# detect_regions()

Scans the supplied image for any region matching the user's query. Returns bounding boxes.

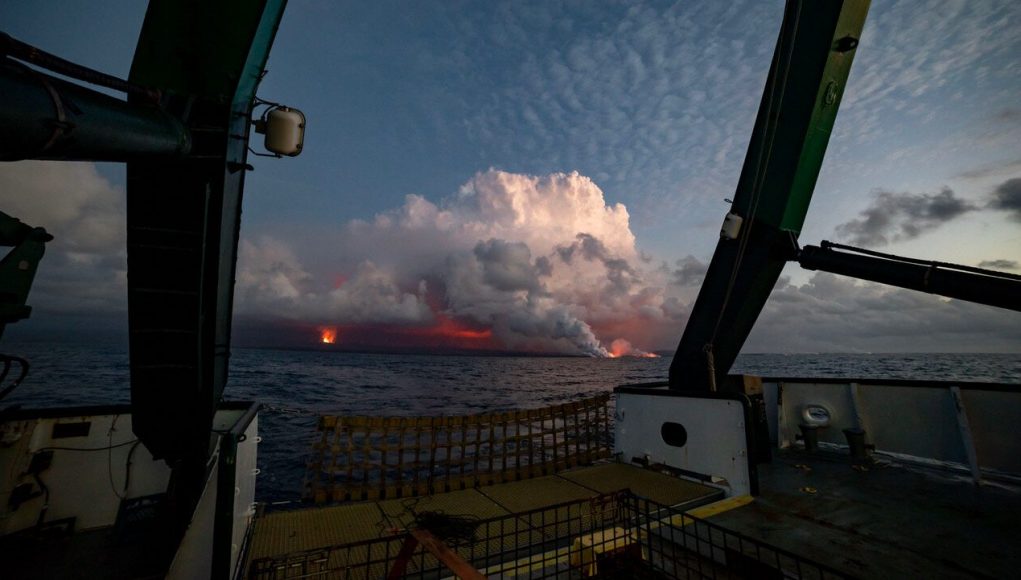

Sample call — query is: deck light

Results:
[251,100,306,157]
[802,404,831,427]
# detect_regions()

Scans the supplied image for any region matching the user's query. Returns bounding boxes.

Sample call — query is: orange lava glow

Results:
[309,313,495,351]
[319,327,337,344]
[607,338,660,358]
[416,313,493,341]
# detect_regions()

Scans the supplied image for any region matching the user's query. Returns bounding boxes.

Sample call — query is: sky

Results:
[1,0,1019,354]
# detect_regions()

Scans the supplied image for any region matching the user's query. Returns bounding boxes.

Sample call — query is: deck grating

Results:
[247,462,721,563]
[248,501,386,561]
[559,462,724,507]
[377,487,510,529]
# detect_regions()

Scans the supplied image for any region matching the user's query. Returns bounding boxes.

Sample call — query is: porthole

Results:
[661,422,687,447]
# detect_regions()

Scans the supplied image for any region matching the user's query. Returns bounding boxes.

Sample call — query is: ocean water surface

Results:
[4,342,1019,502]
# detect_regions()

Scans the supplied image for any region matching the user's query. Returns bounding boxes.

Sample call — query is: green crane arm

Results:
[669,0,870,391]
[0,212,52,339]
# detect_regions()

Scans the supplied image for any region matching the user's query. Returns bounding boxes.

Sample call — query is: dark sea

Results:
[3,342,1019,502]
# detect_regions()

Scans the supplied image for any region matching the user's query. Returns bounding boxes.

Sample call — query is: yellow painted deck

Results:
[247,462,722,565]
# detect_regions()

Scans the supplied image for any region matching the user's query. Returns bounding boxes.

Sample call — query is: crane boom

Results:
[670,0,870,391]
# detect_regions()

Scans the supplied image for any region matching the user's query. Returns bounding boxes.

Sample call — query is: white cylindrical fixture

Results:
[720,212,744,240]
[264,106,305,156]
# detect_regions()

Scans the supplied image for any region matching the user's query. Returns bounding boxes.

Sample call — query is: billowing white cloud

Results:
[5,162,1016,354]
[321,262,433,326]
[238,168,1021,355]
[236,169,689,355]
[236,237,311,306]
[1,161,123,253]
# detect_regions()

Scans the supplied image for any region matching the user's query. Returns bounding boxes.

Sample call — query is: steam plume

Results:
[236,170,694,355]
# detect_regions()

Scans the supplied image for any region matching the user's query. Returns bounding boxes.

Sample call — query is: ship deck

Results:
[712,449,1021,579]
[246,462,724,565]
[244,451,1021,579]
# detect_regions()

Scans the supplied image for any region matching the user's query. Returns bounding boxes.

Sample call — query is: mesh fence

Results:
[304,395,613,504]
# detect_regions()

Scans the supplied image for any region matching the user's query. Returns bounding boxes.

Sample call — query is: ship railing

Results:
[303,394,613,504]
[248,489,849,579]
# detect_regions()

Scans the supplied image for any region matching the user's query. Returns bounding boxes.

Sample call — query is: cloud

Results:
[746,272,1021,353]
[1,161,123,253]
[4,164,1016,354]
[237,238,433,326]
[433,1,785,229]
[236,237,311,306]
[834,187,977,247]
[473,239,542,293]
[230,168,1021,356]
[957,158,1021,180]
[991,109,1021,124]
[837,1,1018,146]
[988,177,1021,221]
[977,259,1019,271]
[672,255,708,287]
[0,161,127,318]
[322,262,433,325]
[236,169,690,355]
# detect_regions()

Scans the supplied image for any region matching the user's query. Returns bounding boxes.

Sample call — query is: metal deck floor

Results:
[708,449,1021,579]
[246,462,723,564]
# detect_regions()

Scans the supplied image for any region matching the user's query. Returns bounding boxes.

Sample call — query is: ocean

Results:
[3,342,1019,502]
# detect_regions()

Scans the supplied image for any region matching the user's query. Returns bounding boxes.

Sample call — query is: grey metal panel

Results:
[763,382,780,444]
[167,453,219,580]
[856,385,967,464]
[231,415,259,579]
[960,390,1021,473]
[769,380,1021,475]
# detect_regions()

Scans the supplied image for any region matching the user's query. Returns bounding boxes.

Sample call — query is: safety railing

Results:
[626,494,849,580]
[249,490,850,579]
[304,394,613,503]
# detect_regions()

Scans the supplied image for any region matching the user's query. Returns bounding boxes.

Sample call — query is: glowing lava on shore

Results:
[319,327,337,344]
[311,314,494,351]
[607,338,660,358]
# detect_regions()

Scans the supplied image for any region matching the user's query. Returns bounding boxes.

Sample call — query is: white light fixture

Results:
[252,100,306,158]
[720,212,743,240]
[801,404,832,427]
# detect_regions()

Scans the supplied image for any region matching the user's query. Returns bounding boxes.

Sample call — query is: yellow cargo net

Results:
[304,394,613,504]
